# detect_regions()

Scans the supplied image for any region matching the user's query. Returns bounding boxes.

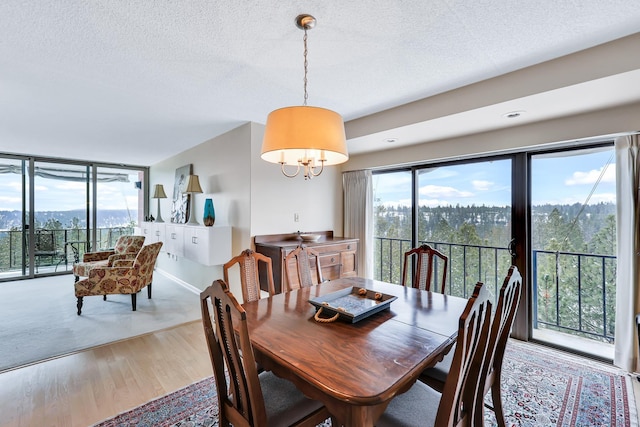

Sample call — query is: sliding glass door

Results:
[29,161,90,275]
[0,156,146,281]
[0,158,28,279]
[372,140,616,358]
[530,145,616,358]
[373,158,513,302]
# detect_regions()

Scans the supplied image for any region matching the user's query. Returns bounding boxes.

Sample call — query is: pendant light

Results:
[261,14,348,180]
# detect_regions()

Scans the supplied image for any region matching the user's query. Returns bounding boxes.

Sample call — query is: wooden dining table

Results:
[242,276,469,427]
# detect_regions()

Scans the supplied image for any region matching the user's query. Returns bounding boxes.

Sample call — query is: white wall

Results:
[148,121,344,293]
[150,123,252,292]
[344,101,640,171]
[249,122,343,237]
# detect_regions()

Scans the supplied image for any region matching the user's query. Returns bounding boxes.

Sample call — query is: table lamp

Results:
[152,184,167,223]
[184,175,203,224]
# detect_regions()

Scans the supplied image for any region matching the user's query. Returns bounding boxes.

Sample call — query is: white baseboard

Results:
[156,269,201,295]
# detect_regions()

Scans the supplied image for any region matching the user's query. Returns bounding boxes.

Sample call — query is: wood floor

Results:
[0,320,213,427]
[2,318,639,427]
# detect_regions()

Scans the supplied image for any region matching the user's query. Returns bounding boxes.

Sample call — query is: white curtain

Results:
[614,134,640,372]
[343,170,373,279]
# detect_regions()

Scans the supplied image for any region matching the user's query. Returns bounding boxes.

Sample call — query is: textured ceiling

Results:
[1,1,640,166]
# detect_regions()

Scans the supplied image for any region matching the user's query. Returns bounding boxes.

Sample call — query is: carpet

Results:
[93,339,638,427]
[0,271,201,372]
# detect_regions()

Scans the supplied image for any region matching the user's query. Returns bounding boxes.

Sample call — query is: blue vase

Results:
[203,198,215,226]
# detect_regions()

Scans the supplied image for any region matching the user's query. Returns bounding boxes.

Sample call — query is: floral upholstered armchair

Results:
[75,241,163,315]
[73,235,145,281]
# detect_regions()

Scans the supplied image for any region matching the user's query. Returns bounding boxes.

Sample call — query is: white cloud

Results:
[472,180,493,191]
[419,184,473,198]
[565,165,615,185]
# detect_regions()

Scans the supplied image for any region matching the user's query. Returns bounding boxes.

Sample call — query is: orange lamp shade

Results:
[261,106,348,166]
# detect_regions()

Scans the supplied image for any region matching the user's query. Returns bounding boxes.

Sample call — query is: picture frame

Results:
[171,164,192,223]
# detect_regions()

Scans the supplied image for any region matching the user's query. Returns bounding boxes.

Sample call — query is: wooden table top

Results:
[243,277,468,426]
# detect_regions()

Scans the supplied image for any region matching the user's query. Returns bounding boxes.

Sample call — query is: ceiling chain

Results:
[303,28,309,106]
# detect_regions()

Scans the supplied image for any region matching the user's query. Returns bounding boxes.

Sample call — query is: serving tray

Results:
[308,286,397,323]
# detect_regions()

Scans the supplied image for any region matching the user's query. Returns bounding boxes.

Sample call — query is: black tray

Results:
[308,287,397,323]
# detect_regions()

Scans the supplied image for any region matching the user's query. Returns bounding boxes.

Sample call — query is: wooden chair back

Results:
[201,279,268,426]
[437,281,492,427]
[401,244,448,293]
[224,249,276,303]
[284,246,323,291]
[479,265,523,426]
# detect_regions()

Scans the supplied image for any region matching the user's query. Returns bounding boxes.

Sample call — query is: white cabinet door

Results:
[139,222,166,245]
[183,225,231,266]
[164,224,184,257]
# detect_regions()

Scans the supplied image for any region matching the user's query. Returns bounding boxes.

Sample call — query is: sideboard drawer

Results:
[254,232,359,293]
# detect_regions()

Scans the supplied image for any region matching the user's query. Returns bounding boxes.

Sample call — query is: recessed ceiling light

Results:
[502,111,526,119]
[384,138,398,143]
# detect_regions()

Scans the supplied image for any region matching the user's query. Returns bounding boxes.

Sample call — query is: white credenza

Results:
[136,222,231,266]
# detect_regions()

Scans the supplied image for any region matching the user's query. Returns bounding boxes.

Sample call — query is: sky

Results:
[0,147,617,214]
[0,163,141,212]
[373,147,616,208]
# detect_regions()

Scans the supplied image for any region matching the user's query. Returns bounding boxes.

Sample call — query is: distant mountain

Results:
[0,210,138,230]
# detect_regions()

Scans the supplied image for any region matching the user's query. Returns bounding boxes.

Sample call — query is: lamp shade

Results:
[261,106,348,166]
[184,175,203,193]
[152,184,167,199]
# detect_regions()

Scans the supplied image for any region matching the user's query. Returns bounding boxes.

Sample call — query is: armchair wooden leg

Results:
[76,297,83,315]
[147,284,152,299]
[103,295,107,301]
[131,293,137,311]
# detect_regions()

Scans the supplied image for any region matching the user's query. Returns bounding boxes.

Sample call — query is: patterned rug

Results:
[94,340,637,427]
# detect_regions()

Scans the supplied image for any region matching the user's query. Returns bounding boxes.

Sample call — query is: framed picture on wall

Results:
[171,164,192,223]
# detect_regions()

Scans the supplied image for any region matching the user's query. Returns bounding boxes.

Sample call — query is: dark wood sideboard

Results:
[254,231,358,294]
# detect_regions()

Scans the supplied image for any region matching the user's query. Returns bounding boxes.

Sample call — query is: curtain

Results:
[343,170,373,279]
[614,134,640,372]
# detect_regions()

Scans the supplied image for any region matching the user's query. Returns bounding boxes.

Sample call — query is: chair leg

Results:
[131,293,137,311]
[103,295,107,301]
[76,297,83,315]
[491,380,506,427]
[147,284,152,299]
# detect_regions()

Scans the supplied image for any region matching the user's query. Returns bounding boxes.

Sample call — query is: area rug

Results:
[0,271,201,372]
[93,339,637,427]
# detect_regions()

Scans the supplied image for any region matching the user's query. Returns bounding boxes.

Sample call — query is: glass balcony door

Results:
[28,161,90,276]
[0,158,28,279]
[373,158,513,303]
[530,145,616,358]
[0,156,146,281]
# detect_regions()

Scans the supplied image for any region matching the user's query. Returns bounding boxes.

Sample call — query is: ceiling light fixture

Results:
[261,14,348,180]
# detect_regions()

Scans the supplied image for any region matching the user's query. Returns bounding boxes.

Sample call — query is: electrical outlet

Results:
[294,213,299,222]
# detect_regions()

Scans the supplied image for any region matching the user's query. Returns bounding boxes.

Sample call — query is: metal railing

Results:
[0,227,135,273]
[374,236,616,343]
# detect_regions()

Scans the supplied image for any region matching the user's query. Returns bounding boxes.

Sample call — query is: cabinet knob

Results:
[347,245,351,250]
[331,257,335,263]
[192,236,198,244]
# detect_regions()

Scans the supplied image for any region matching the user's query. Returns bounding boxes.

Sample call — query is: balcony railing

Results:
[374,236,616,344]
[0,227,135,273]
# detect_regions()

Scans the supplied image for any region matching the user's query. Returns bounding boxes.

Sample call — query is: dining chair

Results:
[200,279,332,427]
[419,265,523,427]
[377,281,493,427]
[224,249,276,303]
[284,245,325,291]
[401,243,448,293]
